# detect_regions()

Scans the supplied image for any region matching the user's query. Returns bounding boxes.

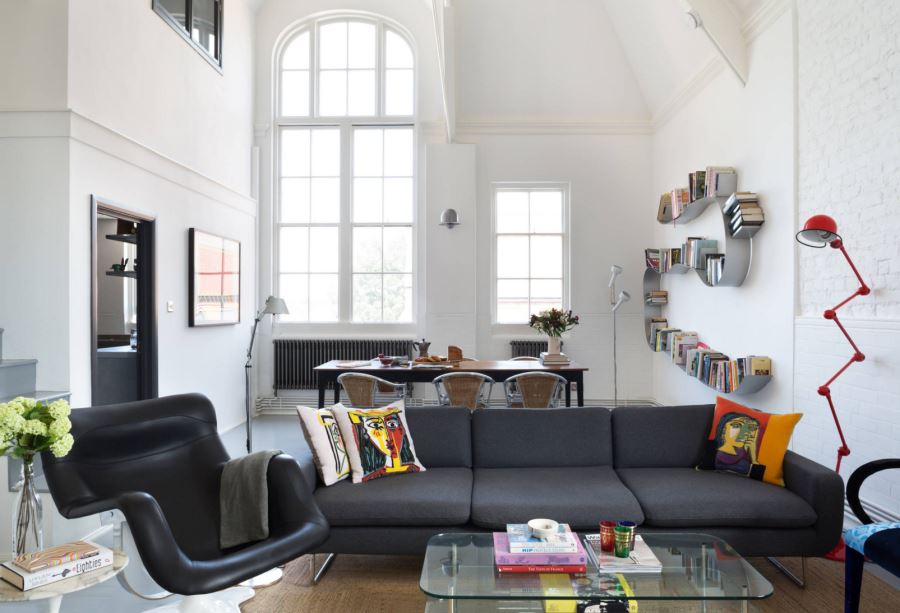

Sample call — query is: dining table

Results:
[313,359,588,408]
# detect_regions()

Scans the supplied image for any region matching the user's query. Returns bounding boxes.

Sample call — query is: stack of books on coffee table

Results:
[493,524,588,573]
[581,534,663,574]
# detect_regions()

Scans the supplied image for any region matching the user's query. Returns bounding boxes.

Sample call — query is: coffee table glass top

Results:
[420,533,772,602]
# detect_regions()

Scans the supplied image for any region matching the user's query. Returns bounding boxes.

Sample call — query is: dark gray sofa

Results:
[298,405,844,558]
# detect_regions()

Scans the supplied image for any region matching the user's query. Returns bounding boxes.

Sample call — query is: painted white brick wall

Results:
[796,0,900,520]
[797,0,900,318]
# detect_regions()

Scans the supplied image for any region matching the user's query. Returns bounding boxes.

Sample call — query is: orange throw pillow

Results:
[698,397,802,487]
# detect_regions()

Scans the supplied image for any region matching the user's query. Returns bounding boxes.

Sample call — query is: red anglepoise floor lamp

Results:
[796,214,871,562]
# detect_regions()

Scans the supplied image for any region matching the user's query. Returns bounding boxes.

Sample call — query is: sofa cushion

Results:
[471,467,644,529]
[612,405,714,468]
[314,467,472,526]
[473,408,612,468]
[405,406,472,468]
[617,467,817,528]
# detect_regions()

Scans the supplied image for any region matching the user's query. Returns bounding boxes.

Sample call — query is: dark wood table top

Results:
[313,359,588,373]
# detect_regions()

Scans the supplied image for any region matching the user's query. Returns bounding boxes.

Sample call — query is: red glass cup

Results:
[599,521,616,552]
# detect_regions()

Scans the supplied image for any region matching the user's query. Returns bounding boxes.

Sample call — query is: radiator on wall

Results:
[509,339,561,358]
[273,338,414,392]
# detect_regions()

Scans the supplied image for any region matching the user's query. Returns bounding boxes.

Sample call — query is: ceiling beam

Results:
[680,0,749,85]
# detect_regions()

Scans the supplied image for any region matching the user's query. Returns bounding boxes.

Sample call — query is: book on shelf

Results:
[648,319,668,345]
[656,192,672,223]
[540,352,570,365]
[654,328,680,353]
[506,523,579,553]
[688,170,706,202]
[671,332,699,365]
[723,192,759,215]
[645,290,667,305]
[670,187,691,219]
[645,248,661,271]
[682,238,717,269]
[1,541,113,591]
[704,166,736,198]
[749,356,772,375]
[705,253,725,286]
[582,534,663,574]
[493,532,589,567]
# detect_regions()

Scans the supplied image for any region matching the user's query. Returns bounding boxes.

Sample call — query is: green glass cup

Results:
[614,526,632,558]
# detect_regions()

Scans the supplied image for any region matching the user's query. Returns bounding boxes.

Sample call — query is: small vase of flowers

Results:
[0,397,74,555]
[529,308,580,355]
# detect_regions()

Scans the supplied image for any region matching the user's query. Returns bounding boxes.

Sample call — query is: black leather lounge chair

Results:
[41,393,329,609]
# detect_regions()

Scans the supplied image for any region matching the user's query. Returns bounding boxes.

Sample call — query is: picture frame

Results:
[189,228,241,326]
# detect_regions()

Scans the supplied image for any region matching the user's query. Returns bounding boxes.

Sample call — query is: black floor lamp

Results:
[245,296,289,454]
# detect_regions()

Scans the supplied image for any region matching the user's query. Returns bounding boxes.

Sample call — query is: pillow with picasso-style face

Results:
[697,396,802,487]
[333,400,426,484]
[296,405,351,486]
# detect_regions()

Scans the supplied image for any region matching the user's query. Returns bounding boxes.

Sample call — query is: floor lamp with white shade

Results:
[241,295,288,589]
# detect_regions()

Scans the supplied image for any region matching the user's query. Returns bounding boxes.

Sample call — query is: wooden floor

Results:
[242,554,899,613]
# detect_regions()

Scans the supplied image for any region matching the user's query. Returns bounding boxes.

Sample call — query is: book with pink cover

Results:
[493,532,589,566]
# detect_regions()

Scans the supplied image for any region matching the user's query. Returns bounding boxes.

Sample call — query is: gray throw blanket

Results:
[219,449,283,549]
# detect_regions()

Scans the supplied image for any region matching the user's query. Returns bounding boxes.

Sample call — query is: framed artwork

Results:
[189,228,241,326]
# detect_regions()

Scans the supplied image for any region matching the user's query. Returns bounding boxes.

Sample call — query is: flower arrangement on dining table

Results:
[528,308,580,337]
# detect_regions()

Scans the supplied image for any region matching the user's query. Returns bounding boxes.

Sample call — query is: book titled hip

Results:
[0,543,113,591]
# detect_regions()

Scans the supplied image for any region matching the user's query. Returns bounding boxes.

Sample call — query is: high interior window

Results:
[276,17,415,323]
[153,0,222,68]
[493,185,569,324]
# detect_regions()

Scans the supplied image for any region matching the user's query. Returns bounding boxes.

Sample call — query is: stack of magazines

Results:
[493,523,588,573]
[0,540,114,590]
[581,534,663,574]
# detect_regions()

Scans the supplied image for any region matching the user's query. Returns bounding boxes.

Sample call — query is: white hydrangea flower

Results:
[48,417,71,439]
[50,433,74,458]
[22,419,48,437]
[47,400,71,420]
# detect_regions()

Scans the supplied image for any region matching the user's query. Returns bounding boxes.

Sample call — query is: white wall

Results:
[470,133,653,403]
[794,0,900,521]
[455,0,649,121]
[649,11,795,412]
[67,0,257,195]
[0,0,68,111]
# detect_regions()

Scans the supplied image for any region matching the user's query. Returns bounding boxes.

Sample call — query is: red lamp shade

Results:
[796,214,841,248]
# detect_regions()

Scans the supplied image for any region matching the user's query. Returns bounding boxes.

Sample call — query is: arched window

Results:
[275,16,415,323]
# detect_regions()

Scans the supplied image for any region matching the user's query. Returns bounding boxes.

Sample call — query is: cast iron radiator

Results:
[273,338,414,391]
[509,339,561,358]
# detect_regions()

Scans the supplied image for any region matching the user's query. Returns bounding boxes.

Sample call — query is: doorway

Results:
[91,197,158,405]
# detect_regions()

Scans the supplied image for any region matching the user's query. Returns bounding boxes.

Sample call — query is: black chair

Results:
[844,458,900,613]
[41,393,329,606]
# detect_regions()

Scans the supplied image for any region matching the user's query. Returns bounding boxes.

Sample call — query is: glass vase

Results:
[12,456,43,556]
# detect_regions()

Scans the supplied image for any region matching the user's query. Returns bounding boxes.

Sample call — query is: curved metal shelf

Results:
[644,172,770,396]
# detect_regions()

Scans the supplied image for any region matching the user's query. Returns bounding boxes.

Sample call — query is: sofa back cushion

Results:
[405,406,472,468]
[612,404,714,468]
[473,407,612,468]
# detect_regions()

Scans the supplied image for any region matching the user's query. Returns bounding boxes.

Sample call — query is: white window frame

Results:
[273,14,417,330]
[491,182,572,328]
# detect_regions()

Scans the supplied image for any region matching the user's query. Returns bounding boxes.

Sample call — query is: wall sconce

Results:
[439,208,460,229]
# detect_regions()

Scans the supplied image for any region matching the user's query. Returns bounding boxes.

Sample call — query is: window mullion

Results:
[340,122,353,322]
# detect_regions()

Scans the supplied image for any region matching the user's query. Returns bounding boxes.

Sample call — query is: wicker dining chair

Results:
[503,372,568,408]
[433,372,494,410]
[337,373,407,407]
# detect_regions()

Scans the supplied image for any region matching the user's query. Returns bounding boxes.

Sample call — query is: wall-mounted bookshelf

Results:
[106,270,137,279]
[644,168,772,396]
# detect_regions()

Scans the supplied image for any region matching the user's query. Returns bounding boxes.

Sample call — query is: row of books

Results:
[645,290,667,305]
[645,239,720,272]
[724,192,765,238]
[656,167,737,222]
[1,541,113,591]
[648,321,772,393]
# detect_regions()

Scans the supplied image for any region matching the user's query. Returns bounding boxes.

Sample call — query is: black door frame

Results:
[90,196,159,402]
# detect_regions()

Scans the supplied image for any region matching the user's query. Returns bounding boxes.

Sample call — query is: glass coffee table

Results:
[420,533,772,612]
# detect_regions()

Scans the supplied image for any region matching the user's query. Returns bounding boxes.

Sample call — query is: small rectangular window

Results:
[493,184,569,324]
[153,0,222,69]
